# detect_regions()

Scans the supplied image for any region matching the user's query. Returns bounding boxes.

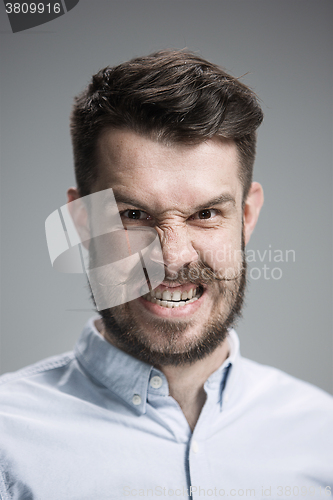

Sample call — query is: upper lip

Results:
[161,281,185,288]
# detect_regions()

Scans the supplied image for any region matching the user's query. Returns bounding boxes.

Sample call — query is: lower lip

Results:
[137,290,206,318]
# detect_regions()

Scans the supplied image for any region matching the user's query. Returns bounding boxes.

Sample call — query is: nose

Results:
[157,225,199,278]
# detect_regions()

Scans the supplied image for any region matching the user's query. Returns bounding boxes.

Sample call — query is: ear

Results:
[67,187,90,248]
[67,187,80,205]
[243,182,264,245]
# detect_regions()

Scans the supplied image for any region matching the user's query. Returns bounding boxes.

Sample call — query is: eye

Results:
[121,209,152,220]
[190,209,219,220]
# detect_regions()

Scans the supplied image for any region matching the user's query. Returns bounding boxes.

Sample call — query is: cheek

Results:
[193,230,243,272]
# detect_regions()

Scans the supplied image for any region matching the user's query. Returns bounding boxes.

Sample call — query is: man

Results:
[0,50,332,500]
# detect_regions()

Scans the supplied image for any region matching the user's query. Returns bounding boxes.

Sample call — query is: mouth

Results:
[142,284,204,309]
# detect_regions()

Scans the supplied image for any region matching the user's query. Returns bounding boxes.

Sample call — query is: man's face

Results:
[76,129,262,365]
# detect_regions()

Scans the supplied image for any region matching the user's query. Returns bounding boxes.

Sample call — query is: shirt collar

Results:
[75,317,152,415]
[203,328,240,410]
[74,317,242,415]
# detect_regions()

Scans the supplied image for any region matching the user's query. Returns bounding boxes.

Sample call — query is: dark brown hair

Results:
[71,49,263,200]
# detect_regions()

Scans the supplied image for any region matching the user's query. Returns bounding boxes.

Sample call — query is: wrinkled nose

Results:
[157,226,199,278]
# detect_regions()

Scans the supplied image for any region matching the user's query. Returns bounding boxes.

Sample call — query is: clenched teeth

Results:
[143,286,200,308]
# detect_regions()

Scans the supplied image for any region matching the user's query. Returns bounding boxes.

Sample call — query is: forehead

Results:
[95,129,243,210]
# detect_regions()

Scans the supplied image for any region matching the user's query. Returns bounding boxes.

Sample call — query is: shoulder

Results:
[239,355,333,415]
[0,352,75,397]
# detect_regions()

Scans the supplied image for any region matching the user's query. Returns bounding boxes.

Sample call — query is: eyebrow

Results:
[192,194,236,212]
[114,193,236,213]
[114,195,153,212]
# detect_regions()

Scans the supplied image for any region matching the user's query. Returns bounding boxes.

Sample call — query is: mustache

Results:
[163,259,246,286]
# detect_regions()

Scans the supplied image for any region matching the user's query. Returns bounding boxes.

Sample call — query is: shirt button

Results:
[150,376,163,389]
[132,394,142,405]
[191,440,199,453]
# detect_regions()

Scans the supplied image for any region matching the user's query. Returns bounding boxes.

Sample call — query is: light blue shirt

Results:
[0,317,332,500]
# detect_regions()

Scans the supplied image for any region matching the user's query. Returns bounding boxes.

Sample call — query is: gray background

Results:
[0,0,332,394]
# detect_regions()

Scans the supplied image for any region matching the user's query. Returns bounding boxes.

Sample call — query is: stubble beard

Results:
[96,253,247,367]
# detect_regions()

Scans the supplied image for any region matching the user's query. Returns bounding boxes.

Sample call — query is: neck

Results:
[157,341,229,431]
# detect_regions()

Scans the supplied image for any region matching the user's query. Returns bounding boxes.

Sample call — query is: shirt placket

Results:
[187,369,228,500]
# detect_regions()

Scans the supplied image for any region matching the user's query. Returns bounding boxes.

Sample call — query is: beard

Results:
[91,245,247,367]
